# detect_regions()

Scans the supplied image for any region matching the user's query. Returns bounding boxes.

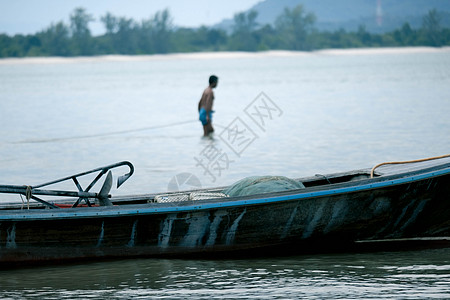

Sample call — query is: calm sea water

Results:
[0,248,450,299]
[0,48,450,298]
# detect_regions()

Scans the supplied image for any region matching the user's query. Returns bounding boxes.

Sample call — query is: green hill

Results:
[218,0,450,33]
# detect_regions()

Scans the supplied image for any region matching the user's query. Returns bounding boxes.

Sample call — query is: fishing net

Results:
[153,176,304,203]
[223,176,305,197]
[153,192,227,203]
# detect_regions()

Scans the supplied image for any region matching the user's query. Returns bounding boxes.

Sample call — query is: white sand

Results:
[0,47,449,65]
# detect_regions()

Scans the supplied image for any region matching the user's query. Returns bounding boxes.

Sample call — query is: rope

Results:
[20,185,32,210]
[370,154,450,178]
[14,120,233,145]
[14,119,199,144]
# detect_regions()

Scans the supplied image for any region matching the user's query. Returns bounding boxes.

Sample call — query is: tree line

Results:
[1,5,449,57]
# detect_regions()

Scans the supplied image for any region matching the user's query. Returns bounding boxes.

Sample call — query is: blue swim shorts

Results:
[199,108,213,126]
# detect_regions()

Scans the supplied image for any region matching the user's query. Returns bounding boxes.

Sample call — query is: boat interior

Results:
[0,156,449,210]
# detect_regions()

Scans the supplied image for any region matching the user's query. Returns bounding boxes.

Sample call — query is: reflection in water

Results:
[1,248,450,299]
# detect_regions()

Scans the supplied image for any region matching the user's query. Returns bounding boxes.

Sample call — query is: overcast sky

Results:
[0,0,262,36]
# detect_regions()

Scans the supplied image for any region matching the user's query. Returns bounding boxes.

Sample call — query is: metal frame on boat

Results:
[0,156,449,266]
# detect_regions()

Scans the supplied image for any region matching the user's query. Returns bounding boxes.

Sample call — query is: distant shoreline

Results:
[1,47,449,65]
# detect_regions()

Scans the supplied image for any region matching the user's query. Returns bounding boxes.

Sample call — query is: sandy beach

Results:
[1,47,449,65]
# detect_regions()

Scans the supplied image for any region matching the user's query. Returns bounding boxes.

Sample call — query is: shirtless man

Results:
[198,75,218,137]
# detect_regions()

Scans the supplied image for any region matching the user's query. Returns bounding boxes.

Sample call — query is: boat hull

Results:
[1,168,450,266]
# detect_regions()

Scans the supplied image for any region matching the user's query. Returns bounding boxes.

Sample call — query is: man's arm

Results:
[204,89,213,112]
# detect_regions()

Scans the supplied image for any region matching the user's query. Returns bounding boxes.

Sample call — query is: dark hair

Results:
[209,75,218,84]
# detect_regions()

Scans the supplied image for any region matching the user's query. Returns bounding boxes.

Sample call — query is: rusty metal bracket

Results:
[0,161,134,209]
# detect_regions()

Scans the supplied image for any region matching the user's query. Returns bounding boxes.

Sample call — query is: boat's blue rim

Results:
[1,166,449,221]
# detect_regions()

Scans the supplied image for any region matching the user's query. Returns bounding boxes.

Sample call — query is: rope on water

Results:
[370,154,450,178]
[15,119,199,144]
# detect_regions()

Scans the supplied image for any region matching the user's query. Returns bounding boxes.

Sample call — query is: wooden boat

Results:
[0,156,450,266]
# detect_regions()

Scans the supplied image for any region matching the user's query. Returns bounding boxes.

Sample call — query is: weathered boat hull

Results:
[1,159,450,266]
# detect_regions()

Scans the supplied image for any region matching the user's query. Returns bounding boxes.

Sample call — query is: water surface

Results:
[0,48,449,298]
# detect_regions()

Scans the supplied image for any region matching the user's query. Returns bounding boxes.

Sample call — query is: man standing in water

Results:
[198,75,218,137]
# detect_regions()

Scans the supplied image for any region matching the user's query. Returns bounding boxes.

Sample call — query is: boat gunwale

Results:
[1,160,450,221]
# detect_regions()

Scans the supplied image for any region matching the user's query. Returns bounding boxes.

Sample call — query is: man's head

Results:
[209,75,218,87]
